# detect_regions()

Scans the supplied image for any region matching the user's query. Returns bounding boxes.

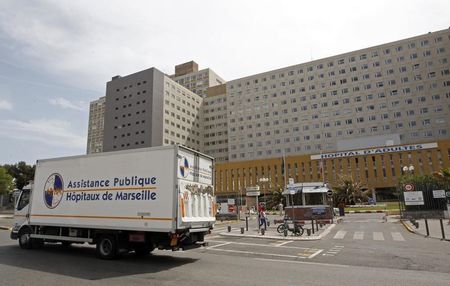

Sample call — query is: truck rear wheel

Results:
[18,228,33,249]
[96,235,118,259]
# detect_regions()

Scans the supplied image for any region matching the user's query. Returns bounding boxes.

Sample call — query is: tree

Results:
[266,187,286,210]
[2,162,35,190]
[433,167,450,186]
[332,175,369,205]
[0,167,14,195]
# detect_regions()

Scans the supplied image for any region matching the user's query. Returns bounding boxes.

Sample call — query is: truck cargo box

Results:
[28,145,215,232]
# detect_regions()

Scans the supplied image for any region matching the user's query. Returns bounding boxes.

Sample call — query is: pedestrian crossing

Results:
[332,230,405,241]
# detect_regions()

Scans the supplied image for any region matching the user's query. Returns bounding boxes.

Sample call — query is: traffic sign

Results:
[403,183,415,192]
[246,191,260,197]
[246,186,260,192]
[327,190,333,197]
[432,190,445,199]
[446,191,450,198]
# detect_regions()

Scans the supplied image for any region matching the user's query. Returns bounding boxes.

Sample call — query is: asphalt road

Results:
[0,214,449,286]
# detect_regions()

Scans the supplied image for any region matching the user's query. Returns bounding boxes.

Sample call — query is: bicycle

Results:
[276,220,304,236]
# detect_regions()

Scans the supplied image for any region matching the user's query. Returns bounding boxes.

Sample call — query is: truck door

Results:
[14,188,31,226]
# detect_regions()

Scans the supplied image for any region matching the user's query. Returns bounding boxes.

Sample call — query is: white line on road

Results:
[391,232,405,241]
[207,242,232,249]
[308,249,324,259]
[275,240,294,247]
[353,231,364,240]
[373,232,385,241]
[254,258,350,268]
[207,248,305,259]
[333,230,347,239]
[204,240,319,251]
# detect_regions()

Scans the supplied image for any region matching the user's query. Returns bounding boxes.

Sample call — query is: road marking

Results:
[204,240,319,251]
[322,245,344,256]
[275,240,293,247]
[206,235,220,240]
[207,248,305,259]
[204,240,323,259]
[308,249,323,259]
[254,258,350,268]
[373,232,384,241]
[353,231,364,240]
[207,242,232,249]
[391,232,405,241]
[333,230,346,239]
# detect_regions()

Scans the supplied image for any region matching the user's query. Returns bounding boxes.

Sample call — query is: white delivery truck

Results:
[11,145,215,259]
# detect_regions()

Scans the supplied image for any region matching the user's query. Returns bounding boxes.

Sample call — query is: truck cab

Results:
[10,183,32,240]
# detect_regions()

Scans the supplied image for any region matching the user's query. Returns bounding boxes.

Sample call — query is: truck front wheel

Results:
[96,235,118,259]
[18,228,33,249]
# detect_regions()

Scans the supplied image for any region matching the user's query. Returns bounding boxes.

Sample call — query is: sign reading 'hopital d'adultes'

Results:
[310,143,438,160]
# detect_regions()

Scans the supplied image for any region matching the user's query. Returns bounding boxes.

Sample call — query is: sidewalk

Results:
[218,216,338,241]
[402,218,450,241]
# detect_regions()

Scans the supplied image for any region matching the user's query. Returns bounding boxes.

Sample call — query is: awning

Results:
[282,186,330,195]
[303,186,329,193]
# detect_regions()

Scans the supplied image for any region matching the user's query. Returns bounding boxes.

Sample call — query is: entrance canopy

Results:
[282,182,330,195]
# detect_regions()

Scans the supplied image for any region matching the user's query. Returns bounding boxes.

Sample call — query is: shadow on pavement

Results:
[0,243,197,280]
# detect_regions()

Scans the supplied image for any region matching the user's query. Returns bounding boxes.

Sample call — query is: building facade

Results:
[86,96,106,154]
[170,61,225,98]
[224,29,450,162]
[203,84,229,162]
[87,28,450,199]
[102,68,203,152]
[214,140,450,200]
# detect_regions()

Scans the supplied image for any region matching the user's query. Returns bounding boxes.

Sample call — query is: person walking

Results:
[259,209,267,230]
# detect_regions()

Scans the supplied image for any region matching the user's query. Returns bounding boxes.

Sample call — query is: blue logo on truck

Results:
[179,157,189,178]
[44,173,64,209]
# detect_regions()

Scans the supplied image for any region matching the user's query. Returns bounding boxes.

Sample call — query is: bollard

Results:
[414,221,419,229]
[261,228,265,235]
[311,220,315,234]
[245,216,249,231]
[240,227,244,234]
[284,228,288,237]
[425,219,429,236]
[227,225,231,232]
[440,218,446,240]
[306,228,311,236]
[316,221,319,232]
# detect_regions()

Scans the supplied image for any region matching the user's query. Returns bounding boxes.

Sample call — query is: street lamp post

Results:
[402,165,415,175]
[399,165,415,217]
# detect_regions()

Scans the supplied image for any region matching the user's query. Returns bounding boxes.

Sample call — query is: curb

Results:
[0,226,11,230]
[346,210,386,214]
[400,220,450,242]
[214,220,241,226]
[400,220,416,233]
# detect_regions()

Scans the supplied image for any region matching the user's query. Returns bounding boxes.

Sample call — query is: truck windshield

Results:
[17,189,30,211]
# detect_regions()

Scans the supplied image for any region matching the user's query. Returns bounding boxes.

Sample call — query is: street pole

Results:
[256,195,259,232]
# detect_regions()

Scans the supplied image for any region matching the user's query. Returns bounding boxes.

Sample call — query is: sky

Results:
[0,0,449,164]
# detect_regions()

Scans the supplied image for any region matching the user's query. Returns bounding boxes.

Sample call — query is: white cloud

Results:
[48,97,87,111]
[0,99,13,110]
[0,118,85,149]
[1,0,449,90]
